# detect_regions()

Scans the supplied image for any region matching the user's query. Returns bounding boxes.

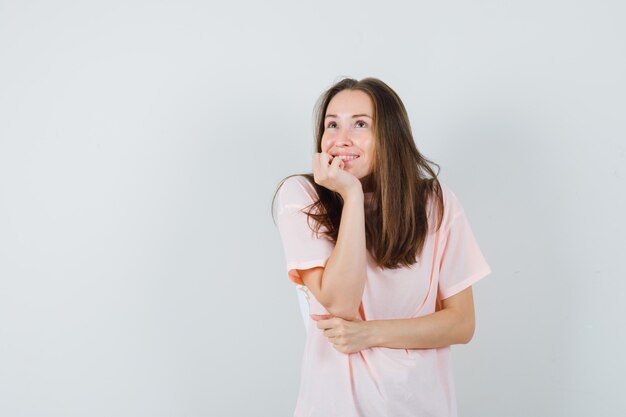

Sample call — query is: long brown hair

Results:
[272,77,444,270]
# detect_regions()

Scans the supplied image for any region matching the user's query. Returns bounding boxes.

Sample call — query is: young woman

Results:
[272,77,492,417]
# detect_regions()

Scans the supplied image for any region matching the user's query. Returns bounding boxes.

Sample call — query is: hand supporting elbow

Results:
[325,299,361,321]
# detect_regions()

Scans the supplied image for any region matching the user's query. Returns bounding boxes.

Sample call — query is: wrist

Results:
[364,320,382,348]
[341,186,364,202]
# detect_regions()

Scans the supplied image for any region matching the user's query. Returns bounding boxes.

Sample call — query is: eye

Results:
[326,121,337,128]
[355,120,367,128]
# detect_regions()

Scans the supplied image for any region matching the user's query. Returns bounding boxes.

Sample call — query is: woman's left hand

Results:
[311,314,373,354]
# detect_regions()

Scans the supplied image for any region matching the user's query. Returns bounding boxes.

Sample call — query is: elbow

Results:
[318,282,363,321]
[448,308,475,344]
[330,309,361,321]
[461,330,474,344]
[325,301,361,321]
[460,320,475,344]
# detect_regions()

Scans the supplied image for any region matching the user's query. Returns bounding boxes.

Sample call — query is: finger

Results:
[316,319,335,330]
[324,329,338,338]
[319,151,331,166]
[330,154,343,170]
[310,314,332,321]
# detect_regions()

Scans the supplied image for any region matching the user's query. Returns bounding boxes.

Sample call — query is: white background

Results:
[1,1,624,416]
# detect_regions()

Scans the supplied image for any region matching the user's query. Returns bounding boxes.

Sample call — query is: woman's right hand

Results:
[312,152,363,197]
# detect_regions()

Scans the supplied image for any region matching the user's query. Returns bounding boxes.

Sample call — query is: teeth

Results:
[336,155,359,160]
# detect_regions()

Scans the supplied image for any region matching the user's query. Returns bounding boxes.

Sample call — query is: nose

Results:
[335,128,353,146]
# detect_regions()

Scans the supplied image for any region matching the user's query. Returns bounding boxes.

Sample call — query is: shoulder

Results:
[278,175,319,208]
[437,181,465,227]
[439,182,460,210]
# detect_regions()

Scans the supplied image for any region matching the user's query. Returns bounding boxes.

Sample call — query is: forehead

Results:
[325,90,373,117]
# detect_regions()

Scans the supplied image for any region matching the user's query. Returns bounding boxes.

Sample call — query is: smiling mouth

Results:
[334,155,360,161]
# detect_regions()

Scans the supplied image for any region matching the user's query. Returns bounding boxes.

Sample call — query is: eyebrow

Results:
[324,114,372,119]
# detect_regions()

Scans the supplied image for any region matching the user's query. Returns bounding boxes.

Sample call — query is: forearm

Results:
[322,190,367,320]
[366,308,473,349]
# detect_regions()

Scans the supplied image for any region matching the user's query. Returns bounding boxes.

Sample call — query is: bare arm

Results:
[299,188,367,321]
[323,189,367,320]
[364,286,476,348]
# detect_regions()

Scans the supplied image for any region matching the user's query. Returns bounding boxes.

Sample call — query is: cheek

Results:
[321,137,329,152]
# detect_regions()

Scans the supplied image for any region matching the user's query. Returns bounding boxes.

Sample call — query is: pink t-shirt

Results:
[275,175,492,417]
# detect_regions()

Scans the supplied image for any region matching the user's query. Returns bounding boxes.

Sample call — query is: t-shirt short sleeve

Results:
[276,176,335,286]
[437,187,492,300]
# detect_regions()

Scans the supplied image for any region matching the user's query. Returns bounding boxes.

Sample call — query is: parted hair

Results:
[272,77,444,269]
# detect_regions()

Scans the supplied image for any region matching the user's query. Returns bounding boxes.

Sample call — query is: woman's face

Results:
[321,89,375,181]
